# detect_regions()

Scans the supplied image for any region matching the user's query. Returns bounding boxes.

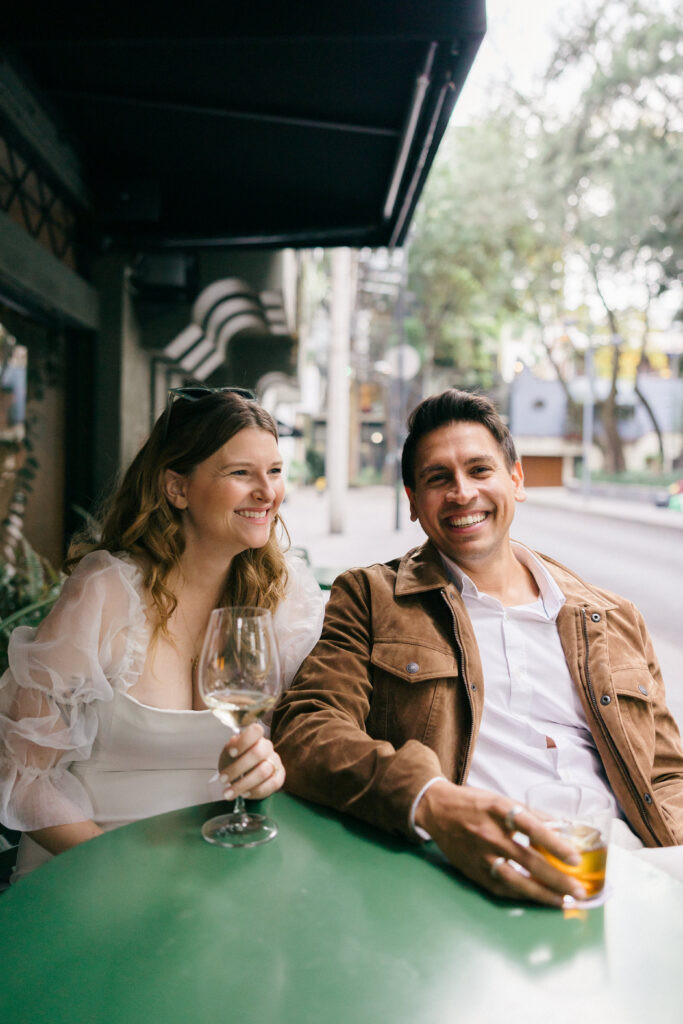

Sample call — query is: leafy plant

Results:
[0,536,63,675]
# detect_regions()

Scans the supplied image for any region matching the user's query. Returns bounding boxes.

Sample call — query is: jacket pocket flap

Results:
[612,667,653,701]
[370,641,457,682]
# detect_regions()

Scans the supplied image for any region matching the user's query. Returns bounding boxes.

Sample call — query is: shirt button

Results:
[591,613,601,622]
[644,793,653,805]
[406,662,419,674]
[600,695,611,706]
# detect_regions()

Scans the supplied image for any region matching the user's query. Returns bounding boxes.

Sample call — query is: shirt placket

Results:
[504,610,531,718]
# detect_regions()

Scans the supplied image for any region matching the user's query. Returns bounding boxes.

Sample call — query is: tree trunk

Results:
[634,309,665,470]
[591,265,626,473]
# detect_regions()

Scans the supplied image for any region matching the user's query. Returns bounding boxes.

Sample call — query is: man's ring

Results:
[504,804,525,832]
[490,856,507,879]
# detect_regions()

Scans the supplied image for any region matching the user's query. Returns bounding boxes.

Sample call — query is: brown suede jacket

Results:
[272,540,683,847]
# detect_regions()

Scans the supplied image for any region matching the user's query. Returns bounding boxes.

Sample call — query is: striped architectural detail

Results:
[164,278,290,381]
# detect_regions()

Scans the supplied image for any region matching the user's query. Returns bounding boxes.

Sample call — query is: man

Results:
[272,389,683,906]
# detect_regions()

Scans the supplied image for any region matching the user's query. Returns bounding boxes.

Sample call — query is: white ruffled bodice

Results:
[0,548,324,873]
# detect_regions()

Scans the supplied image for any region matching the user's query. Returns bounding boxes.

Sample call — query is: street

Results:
[284,485,683,728]
[513,502,682,724]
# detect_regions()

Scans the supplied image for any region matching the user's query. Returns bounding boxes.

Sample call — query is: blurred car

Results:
[655,479,683,510]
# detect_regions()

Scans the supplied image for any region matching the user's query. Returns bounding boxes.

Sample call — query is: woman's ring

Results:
[490,855,507,879]
[504,804,525,832]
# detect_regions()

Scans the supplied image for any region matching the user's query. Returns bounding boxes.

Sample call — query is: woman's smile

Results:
[167,426,285,558]
[235,507,273,522]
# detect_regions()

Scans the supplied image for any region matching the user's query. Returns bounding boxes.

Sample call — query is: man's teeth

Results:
[449,512,487,527]
[237,510,269,519]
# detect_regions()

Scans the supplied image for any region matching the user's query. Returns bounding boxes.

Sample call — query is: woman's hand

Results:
[217,722,285,801]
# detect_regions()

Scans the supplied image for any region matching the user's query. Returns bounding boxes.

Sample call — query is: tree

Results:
[539,0,682,469]
[408,0,682,472]
[408,108,545,389]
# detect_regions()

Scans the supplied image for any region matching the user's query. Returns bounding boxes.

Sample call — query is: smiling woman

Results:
[0,388,325,881]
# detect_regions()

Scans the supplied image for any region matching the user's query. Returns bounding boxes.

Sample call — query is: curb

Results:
[525,489,683,532]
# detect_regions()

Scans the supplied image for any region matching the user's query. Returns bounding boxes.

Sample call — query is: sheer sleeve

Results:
[274,554,325,689]
[0,551,148,832]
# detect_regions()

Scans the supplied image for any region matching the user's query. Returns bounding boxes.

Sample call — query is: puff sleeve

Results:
[274,553,325,688]
[0,551,148,832]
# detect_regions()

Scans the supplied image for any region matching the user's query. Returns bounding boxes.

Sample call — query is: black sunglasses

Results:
[161,385,256,441]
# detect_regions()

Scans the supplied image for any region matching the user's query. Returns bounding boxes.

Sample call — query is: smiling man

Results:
[272,389,683,905]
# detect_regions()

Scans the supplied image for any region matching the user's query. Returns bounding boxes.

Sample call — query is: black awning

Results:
[4,1,485,251]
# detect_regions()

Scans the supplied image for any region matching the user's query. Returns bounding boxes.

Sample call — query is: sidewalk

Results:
[282,484,683,569]
[524,487,683,532]
[283,486,424,569]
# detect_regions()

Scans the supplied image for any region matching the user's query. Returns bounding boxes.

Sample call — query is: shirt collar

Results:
[438,542,566,619]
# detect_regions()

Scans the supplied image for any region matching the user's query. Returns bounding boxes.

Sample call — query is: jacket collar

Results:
[394,537,619,611]
[395,540,451,596]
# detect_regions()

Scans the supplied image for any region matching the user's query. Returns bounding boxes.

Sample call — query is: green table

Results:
[1,793,682,1024]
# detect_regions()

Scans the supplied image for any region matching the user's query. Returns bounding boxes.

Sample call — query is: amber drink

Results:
[526,782,613,902]
[532,820,607,897]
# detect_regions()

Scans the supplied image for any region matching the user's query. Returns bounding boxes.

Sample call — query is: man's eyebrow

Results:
[418,462,449,479]
[418,454,498,479]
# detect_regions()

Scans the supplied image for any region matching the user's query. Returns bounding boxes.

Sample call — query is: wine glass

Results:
[197,606,282,848]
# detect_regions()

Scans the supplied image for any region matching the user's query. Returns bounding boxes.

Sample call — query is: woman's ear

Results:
[164,469,189,510]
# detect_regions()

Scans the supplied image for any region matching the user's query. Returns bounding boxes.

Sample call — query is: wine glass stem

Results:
[232,794,250,828]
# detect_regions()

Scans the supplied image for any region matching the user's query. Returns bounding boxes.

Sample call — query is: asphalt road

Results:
[513,502,683,726]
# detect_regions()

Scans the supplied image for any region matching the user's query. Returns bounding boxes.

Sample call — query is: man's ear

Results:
[511,460,526,503]
[405,486,418,522]
[164,469,189,510]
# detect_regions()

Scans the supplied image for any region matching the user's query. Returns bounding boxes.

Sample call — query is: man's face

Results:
[405,421,526,572]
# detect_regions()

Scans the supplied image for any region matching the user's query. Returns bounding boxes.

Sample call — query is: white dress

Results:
[0,550,325,880]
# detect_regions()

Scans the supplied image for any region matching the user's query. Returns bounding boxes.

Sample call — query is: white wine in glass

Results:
[198,606,282,848]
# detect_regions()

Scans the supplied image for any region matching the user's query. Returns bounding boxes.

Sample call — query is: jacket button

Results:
[600,695,611,706]
[406,662,419,674]
[644,793,653,805]
[471,683,477,691]
[638,684,648,696]
[591,613,601,622]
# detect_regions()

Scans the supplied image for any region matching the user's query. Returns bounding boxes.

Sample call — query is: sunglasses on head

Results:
[161,385,256,441]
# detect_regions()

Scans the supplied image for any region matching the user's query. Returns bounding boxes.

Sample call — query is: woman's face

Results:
[165,427,285,557]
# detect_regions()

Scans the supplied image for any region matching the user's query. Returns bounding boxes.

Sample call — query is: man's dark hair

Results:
[401,389,518,489]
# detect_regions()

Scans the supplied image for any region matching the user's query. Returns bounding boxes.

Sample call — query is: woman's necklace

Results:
[176,602,206,681]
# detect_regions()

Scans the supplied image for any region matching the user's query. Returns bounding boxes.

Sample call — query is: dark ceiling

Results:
[5,1,486,251]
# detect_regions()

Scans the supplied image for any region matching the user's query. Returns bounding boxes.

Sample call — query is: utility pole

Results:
[582,341,595,498]
[327,248,351,534]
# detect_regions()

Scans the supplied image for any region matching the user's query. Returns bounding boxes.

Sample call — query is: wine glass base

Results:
[201,812,278,848]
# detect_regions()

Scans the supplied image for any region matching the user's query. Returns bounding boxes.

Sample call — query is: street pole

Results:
[582,341,594,497]
[394,252,407,531]
[327,248,351,534]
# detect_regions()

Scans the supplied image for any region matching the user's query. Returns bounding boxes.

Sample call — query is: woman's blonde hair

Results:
[67,391,288,631]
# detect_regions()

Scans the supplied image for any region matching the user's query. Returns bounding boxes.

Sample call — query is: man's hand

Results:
[218,723,285,801]
[416,780,587,907]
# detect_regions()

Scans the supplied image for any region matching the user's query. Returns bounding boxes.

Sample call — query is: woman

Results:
[0,387,324,880]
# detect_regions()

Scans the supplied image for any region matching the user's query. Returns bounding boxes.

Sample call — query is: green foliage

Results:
[0,536,63,674]
[408,102,564,380]
[541,0,682,296]
[305,448,325,481]
[408,0,680,470]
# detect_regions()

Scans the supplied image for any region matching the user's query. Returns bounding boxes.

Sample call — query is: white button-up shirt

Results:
[443,542,621,812]
[410,543,622,832]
